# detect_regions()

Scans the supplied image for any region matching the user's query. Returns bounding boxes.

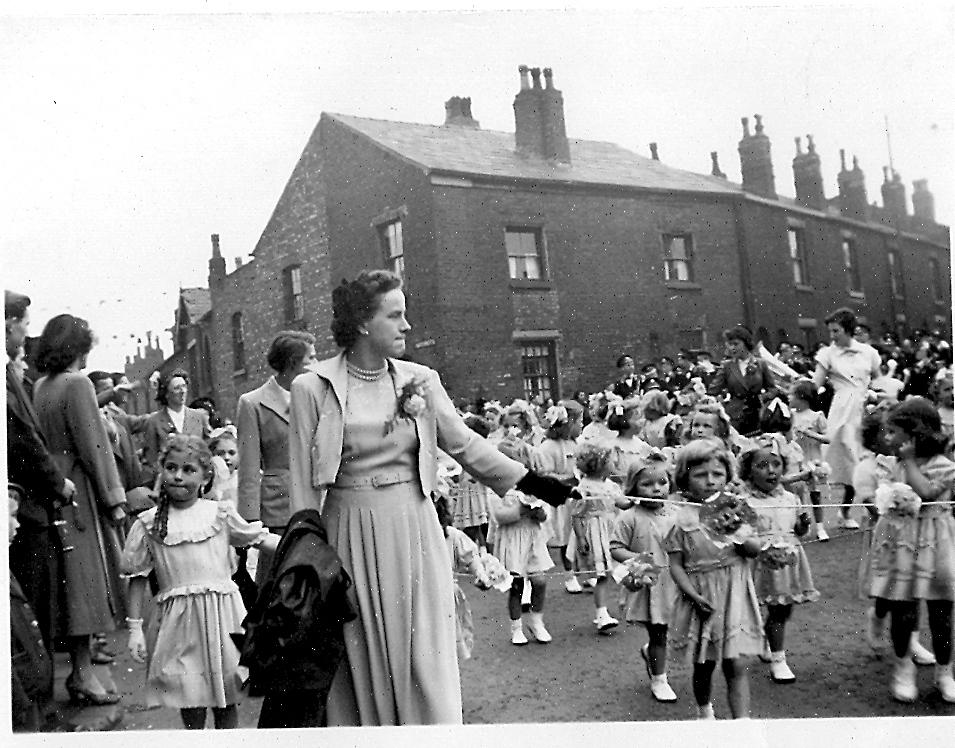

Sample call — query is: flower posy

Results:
[874,481,922,518]
[385,376,429,435]
[699,492,758,538]
[611,551,663,590]
[758,539,798,570]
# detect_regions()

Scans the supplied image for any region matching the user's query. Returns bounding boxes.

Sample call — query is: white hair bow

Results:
[209,425,237,441]
[766,397,791,418]
[543,404,568,428]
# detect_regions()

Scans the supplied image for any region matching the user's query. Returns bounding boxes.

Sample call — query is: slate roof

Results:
[327,113,741,196]
[179,287,211,323]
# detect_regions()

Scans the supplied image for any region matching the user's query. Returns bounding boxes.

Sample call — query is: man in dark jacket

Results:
[6,290,76,647]
[238,509,357,728]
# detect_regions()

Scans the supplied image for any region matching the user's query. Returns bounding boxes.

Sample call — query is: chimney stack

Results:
[880,167,907,219]
[649,142,659,161]
[208,233,225,287]
[513,64,570,163]
[837,152,869,221]
[710,151,726,178]
[738,114,777,198]
[912,179,936,223]
[444,96,480,128]
[792,133,826,210]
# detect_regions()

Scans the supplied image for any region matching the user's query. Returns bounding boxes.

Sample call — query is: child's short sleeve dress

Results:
[611,504,677,624]
[570,477,620,575]
[869,455,955,602]
[489,490,554,576]
[664,500,764,663]
[742,484,819,605]
[122,499,268,708]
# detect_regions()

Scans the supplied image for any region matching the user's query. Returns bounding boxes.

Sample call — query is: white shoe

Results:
[911,636,937,666]
[510,620,528,646]
[839,516,860,530]
[891,655,918,702]
[594,610,619,633]
[525,612,552,643]
[865,607,886,652]
[769,652,796,683]
[649,674,677,702]
[697,703,716,720]
[935,663,955,702]
[564,576,583,594]
[584,577,598,589]
[816,525,830,542]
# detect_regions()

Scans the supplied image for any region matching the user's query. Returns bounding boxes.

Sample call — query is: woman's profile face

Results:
[361,288,410,358]
[166,376,188,409]
[725,338,748,359]
[827,322,852,347]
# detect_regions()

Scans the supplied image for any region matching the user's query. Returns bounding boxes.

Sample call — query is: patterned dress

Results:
[868,455,955,601]
[665,501,764,663]
[740,484,819,605]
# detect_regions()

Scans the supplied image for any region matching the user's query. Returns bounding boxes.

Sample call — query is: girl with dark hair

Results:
[869,398,955,703]
[122,435,280,728]
[707,326,775,435]
[813,307,882,529]
[31,314,127,706]
[288,269,569,725]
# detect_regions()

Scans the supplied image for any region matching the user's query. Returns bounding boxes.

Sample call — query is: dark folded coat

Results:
[238,509,357,696]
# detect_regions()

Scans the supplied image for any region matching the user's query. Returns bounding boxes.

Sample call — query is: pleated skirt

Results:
[322,481,462,726]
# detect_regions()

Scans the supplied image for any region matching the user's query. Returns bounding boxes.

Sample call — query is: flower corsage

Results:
[384,376,430,435]
[610,552,663,591]
[874,481,922,518]
[757,538,798,570]
[698,492,758,544]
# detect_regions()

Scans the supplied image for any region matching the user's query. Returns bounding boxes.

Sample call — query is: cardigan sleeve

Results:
[429,368,527,497]
[288,373,325,514]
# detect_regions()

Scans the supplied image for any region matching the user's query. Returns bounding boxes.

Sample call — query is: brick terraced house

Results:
[173,65,949,416]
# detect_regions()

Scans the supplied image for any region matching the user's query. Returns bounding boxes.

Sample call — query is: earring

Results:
[360,329,369,336]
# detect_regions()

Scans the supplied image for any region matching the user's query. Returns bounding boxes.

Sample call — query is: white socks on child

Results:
[510,618,528,646]
[769,651,796,683]
[697,703,715,720]
[891,655,918,702]
[649,673,677,703]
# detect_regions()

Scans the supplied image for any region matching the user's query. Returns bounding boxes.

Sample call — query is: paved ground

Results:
[45,501,955,732]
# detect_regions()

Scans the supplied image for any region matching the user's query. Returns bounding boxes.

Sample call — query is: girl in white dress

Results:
[123,435,280,729]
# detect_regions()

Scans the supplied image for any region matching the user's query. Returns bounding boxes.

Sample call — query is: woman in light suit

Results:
[237,330,315,579]
[141,369,211,486]
[288,270,569,726]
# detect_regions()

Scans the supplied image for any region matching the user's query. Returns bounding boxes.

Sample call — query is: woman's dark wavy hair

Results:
[266,330,316,373]
[824,307,856,334]
[33,314,94,374]
[155,368,190,407]
[722,325,755,351]
[330,270,402,350]
[886,396,949,458]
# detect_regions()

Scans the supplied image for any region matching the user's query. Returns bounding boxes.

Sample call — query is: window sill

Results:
[665,280,701,291]
[509,279,552,291]
[795,284,815,293]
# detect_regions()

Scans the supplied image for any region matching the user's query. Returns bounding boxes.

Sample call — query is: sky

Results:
[3,3,953,372]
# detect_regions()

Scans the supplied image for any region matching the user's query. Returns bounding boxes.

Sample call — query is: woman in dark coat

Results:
[707,326,776,435]
[140,368,211,485]
[31,315,127,706]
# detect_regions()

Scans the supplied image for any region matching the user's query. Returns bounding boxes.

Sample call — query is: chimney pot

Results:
[741,116,750,137]
[649,142,659,161]
[883,165,890,182]
[234,256,243,269]
[211,233,221,258]
[543,67,554,89]
[530,67,542,88]
[839,149,847,171]
[794,136,803,155]
[912,179,935,222]
[518,64,530,90]
[754,114,764,134]
[852,155,860,171]
[806,134,816,153]
[710,151,726,178]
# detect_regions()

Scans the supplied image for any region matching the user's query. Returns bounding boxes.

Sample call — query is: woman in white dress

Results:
[287,270,570,726]
[812,308,881,529]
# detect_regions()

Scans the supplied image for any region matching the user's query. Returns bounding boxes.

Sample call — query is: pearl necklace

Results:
[346,359,388,382]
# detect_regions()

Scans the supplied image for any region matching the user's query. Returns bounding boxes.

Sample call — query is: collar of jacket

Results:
[311,352,423,412]
[258,376,292,422]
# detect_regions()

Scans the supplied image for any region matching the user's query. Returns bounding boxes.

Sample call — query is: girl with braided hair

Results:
[121,434,280,729]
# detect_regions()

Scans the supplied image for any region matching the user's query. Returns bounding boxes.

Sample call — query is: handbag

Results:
[232,546,259,610]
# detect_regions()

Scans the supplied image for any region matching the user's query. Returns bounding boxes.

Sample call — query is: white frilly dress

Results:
[121,500,268,708]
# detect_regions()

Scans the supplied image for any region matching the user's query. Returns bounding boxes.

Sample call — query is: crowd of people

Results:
[6,277,955,730]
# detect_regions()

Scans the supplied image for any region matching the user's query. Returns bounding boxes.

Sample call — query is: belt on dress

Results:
[333,467,418,489]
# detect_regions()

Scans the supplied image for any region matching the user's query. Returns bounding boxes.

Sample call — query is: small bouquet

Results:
[758,538,798,570]
[699,492,758,540]
[810,460,830,481]
[610,552,663,591]
[385,376,430,435]
[475,553,513,593]
[874,481,922,518]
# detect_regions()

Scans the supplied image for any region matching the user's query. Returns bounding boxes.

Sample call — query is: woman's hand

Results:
[794,512,811,537]
[109,505,127,525]
[515,470,573,507]
[127,618,147,663]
